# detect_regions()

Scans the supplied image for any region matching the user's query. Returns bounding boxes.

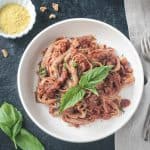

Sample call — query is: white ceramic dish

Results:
[17,18,144,143]
[0,0,36,39]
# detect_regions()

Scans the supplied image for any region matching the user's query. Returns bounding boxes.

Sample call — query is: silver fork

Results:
[141,33,150,141]
[141,34,150,62]
[143,105,150,141]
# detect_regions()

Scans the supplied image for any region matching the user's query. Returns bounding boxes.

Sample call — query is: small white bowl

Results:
[18,18,144,142]
[0,0,36,39]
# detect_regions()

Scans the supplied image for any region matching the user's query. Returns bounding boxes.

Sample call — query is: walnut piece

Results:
[52,3,59,12]
[49,13,56,19]
[40,6,47,12]
[1,49,8,58]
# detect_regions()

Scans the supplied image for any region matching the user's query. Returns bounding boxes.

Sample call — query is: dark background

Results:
[0,0,128,149]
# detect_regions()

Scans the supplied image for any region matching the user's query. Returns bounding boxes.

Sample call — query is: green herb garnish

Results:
[79,65,113,90]
[0,102,44,150]
[63,62,67,69]
[59,86,85,112]
[38,66,47,77]
[72,61,78,68]
[119,106,125,113]
[59,65,112,112]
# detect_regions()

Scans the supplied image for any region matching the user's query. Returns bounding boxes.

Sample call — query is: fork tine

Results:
[141,35,150,61]
[147,125,150,141]
[145,34,150,53]
[141,40,147,59]
[143,36,148,54]
[141,36,146,53]
[144,130,149,141]
[148,127,150,141]
[147,36,150,52]
[141,38,145,54]
[143,104,150,141]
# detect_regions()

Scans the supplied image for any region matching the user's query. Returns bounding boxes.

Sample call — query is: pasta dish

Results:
[35,35,134,127]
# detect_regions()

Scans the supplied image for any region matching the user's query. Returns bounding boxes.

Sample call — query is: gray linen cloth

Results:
[115,0,150,149]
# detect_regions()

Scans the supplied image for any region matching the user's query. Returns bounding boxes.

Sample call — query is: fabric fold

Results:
[115,0,150,149]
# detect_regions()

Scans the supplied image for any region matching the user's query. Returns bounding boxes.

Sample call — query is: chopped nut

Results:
[40,6,47,12]
[52,3,59,12]
[1,49,8,58]
[49,13,56,19]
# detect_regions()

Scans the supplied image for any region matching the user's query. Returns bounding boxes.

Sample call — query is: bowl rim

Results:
[17,18,144,143]
[0,0,36,39]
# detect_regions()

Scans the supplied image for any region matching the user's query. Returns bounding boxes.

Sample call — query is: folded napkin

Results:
[115,0,150,149]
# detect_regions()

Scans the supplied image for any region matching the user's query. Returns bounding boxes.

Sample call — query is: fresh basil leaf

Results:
[0,103,22,127]
[0,102,23,148]
[16,128,44,150]
[0,124,18,148]
[12,118,22,148]
[60,86,85,112]
[85,87,99,96]
[38,66,47,77]
[79,66,112,88]
[0,124,12,138]
[12,117,22,138]
[0,103,23,134]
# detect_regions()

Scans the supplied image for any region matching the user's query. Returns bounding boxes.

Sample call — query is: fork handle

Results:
[143,104,150,141]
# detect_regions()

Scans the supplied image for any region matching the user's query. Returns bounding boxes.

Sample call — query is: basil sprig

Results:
[60,65,112,112]
[0,102,44,150]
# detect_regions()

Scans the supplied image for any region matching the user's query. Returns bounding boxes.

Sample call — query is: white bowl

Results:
[17,18,144,142]
[0,0,36,39]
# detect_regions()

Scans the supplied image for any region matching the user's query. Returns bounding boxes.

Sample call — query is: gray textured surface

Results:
[115,0,150,150]
[0,0,128,149]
